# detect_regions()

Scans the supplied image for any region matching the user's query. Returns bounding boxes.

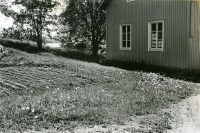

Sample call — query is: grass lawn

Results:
[0,44,198,132]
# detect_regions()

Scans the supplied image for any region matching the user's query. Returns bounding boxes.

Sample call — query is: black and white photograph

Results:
[1,0,200,132]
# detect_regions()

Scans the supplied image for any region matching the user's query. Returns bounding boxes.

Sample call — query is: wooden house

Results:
[99,0,200,69]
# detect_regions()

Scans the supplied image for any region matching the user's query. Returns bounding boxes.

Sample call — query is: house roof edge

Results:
[98,0,108,10]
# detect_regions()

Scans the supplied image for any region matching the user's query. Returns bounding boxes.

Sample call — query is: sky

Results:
[0,13,14,29]
[0,0,15,29]
[0,0,66,32]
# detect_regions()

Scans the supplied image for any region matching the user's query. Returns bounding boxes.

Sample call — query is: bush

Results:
[0,45,8,61]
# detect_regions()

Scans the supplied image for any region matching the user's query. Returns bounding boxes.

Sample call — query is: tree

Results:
[60,0,106,57]
[2,26,19,39]
[0,0,60,51]
[53,24,70,45]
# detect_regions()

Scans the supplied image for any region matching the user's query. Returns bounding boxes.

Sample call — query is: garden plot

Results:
[1,67,95,91]
[0,66,118,95]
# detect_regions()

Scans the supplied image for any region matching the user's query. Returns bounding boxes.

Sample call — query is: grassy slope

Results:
[0,46,198,132]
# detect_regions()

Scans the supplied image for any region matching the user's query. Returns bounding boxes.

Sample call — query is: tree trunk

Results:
[37,32,42,51]
[92,34,99,62]
[92,42,98,55]
[38,41,42,51]
[92,42,98,57]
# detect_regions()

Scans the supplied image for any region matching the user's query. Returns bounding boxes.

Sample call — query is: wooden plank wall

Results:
[106,0,200,69]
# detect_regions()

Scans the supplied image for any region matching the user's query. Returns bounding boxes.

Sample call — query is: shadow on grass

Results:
[0,38,98,62]
[0,38,40,53]
[48,48,97,63]
[104,59,200,83]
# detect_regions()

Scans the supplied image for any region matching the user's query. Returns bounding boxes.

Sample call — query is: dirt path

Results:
[166,93,200,133]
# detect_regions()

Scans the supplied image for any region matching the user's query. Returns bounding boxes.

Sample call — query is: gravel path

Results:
[167,93,200,133]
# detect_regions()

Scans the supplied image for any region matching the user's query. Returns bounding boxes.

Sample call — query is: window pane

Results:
[123,41,126,47]
[127,41,130,47]
[151,41,157,48]
[151,23,156,31]
[127,33,130,40]
[158,32,162,39]
[123,26,126,33]
[127,25,130,32]
[123,34,126,40]
[151,32,157,40]
[158,23,162,31]
[157,41,163,48]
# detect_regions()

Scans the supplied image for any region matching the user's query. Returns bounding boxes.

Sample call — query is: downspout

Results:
[187,0,193,69]
[190,0,193,38]
[106,6,108,60]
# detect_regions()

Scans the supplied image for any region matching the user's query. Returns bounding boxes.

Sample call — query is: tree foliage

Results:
[1,25,37,42]
[0,0,60,51]
[60,0,106,57]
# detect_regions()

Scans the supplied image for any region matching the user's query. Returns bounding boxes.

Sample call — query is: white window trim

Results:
[120,24,132,51]
[148,20,164,52]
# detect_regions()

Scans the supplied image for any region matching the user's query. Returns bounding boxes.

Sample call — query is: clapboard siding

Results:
[106,0,200,69]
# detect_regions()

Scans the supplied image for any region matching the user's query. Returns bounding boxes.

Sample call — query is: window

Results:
[148,20,164,51]
[120,24,131,50]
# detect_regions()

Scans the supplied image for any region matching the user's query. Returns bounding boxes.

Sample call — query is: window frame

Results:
[120,24,132,51]
[148,20,164,52]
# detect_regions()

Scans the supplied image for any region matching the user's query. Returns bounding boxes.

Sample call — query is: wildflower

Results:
[21,107,26,110]
[34,116,39,119]
[25,106,30,110]
[68,96,70,99]
[46,86,49,89]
